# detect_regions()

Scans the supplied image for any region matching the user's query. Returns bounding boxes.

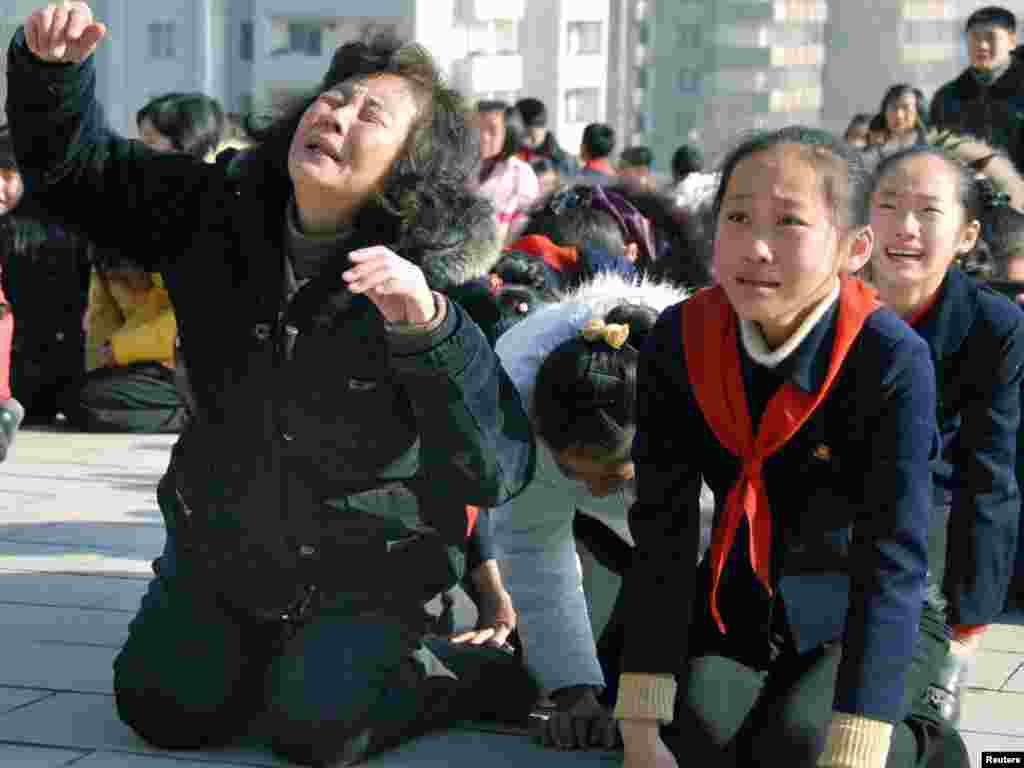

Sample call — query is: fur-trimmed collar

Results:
[496,272,690,410]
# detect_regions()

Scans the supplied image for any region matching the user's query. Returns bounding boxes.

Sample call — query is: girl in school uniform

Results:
[613,126,967,768]
[867,146,1024,723]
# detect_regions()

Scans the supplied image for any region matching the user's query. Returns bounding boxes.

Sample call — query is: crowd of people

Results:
[2,2,1024,768]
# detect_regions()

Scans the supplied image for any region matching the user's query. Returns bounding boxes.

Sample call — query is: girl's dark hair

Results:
[532,302,659,457]
[520,186,628,257]
[614,186,712,286]
[871,146,988,275]
[244,33,491,286]
[982,205,1024,278]
[713,125,873,234]
[868,113,888,134]
[879,84,929,143]
[492,250,559,300]
[136,92,226,159]
[844,113,873,139]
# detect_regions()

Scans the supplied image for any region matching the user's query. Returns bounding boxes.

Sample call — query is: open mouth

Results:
[886,247,923,263]
[737,276,780,289]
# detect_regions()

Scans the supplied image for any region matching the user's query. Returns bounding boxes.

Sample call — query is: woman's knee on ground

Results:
[113,655,258,750]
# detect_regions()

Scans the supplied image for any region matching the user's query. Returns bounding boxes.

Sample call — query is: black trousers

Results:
[72,361,187,433]
[113,528,539,766]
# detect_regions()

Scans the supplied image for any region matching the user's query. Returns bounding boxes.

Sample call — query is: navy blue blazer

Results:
[621,296,937,725]
[915,267,1024,626]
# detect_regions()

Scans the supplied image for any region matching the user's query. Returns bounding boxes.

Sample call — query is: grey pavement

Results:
[1,429,1022,768]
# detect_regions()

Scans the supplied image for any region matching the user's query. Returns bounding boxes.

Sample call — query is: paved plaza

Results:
[0,429,1021,767]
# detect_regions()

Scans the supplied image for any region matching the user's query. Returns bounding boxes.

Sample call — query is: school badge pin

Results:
[812,444,832,461]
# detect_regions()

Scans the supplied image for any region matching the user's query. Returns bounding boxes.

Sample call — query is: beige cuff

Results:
[816,713,894,768]
[612,673,677,723]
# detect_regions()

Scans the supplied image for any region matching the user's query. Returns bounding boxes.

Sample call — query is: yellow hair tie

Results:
[581,318,631,350]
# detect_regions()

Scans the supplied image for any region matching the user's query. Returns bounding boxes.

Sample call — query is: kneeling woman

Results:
[8,5,535,766]
[868,147,1024,722]
[614,127,967,768]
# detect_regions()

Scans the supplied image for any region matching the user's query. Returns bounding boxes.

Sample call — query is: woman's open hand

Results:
[26,2,106,64]
[343,246,437,324]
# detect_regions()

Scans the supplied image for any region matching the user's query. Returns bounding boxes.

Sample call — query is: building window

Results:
[676,70,701,94]
[567,21,602,55]
[240,21,254,61]
[147,22,176,59]
[677,23,701,50]
[288,22,323,56]
[495,20,519,54]
[565,88,600,123]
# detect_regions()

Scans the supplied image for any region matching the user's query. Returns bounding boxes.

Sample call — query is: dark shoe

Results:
[926,651,971,726]
[0,398,25,463]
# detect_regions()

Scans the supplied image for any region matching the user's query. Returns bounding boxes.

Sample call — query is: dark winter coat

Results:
[6,29,535,619]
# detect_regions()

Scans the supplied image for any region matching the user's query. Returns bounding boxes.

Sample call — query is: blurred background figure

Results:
[136,92,226,160]
[0,125,91,435]
[670,143,705,194]
[529,156,562,198]
[515,97,577,178]
[931,6,1024,172]
[617,146,656,192]
[844,113,874,148]
[578,123,617,183]
[880,83,930,153]
[475,101,541,245]
[868,113,890,147]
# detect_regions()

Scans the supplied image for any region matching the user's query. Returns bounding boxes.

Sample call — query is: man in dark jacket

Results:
[515,97,578,178]
[930,7,1024,170]
[8,3,536,766]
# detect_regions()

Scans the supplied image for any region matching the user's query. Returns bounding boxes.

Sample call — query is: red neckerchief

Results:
[905,288,941,328]
[465,506,479,537]
[504,234,579,273]
[683,277,881,633]
[584,158,616,176]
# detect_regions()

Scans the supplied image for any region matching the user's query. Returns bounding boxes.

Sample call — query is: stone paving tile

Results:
[0,522,166,558]
[69,754,285,768]
[1003,661,1024,693]
[363,728,620,766]
[0,641,118,694]
[967,650,1024,691]
[959,689,1024,736]
[0,540,153,579]
[0,687,54,715]
[0,571,132,609]
[960,731,1024,768]
[979,621,1024,653]
[2,604,132,648]
[88,579,147,613]
[0,693,290,767]
[0,744,87,767]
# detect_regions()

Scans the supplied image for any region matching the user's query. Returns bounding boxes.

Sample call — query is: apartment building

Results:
[648,0,829,167]
[607,0,654,153]
[521,0,611,159]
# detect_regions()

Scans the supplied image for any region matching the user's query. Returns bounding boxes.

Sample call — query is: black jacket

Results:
[623,296,937,724]
[930,48,1024,170]
[916,267,1024,626]
[6,30,535,618]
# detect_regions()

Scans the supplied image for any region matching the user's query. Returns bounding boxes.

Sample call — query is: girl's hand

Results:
[343,246,437,325]
[25,2,106,64]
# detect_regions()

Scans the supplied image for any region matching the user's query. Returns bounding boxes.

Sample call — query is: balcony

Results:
[452,52,524,96]
[457,0,525,22]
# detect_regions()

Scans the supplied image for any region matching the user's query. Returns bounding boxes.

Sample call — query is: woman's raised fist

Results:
[25,2,106,64]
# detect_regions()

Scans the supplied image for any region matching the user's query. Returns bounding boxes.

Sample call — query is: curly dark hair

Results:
[244,33,493,284]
